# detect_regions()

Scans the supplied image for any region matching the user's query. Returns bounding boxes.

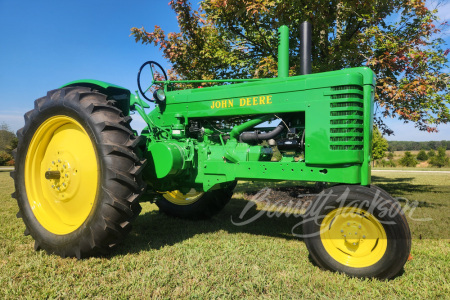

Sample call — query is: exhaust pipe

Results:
[300,21,312,75]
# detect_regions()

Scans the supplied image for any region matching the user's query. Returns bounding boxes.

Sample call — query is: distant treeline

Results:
[388,141,450,151]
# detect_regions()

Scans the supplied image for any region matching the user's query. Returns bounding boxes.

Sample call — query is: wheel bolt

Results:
[52,185,55,188]
[353,243,356,245]
[358,225,361,229]
[65,174,68,178]
[52,161,55,165]
[58,159,61,163]
[347,222,350,226]
[62,183,66,187]
[340,230,344,233]
[363,235,366,239]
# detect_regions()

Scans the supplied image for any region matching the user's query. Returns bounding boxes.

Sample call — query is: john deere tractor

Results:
[11,23,411,279]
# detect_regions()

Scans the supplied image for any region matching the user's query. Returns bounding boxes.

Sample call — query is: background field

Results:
[0,170,449,298]
[372,150,450,169]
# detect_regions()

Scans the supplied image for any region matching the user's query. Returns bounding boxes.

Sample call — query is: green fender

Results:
[61,79,131,116]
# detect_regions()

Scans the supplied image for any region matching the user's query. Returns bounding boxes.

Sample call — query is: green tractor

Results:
[11,23,410,279]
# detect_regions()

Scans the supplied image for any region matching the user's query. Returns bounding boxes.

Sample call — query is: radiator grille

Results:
[330,110,363,117]
[331,94,363,100]
[330,119,363,125]
[330,102,363,108]
[332,85,363,91]
[329,85,364,151]
[330,136,364,142]
[330,128,363,134]
[330,145,364,151]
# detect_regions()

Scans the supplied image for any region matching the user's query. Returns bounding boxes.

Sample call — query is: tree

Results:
[0,123,17,166]
[372,125,388,166]
[399,151,417,167]
[429,146,449,167]
[132,0,450,133]
[427,149,436,157]
[0,123,16,151]
[416,149,428,161]
[386,151,396,167]
[387,151,394,160]
[0,151,13,166]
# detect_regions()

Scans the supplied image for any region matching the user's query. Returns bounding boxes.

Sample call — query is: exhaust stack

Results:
[300,21,312,75]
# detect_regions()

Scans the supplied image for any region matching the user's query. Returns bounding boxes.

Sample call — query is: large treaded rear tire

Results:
[156,182,236,219]
[10,87,146,258]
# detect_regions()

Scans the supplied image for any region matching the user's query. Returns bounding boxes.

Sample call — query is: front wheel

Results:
[302,185,411,279]
[11,87,146,258]
[156,182,236,219]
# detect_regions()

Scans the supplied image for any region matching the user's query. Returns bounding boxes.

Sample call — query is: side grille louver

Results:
[329,85,364,151]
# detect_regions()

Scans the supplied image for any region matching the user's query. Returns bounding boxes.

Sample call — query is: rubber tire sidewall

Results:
[303,185,411,279]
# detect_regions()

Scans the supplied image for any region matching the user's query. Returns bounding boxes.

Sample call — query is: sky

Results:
[0,0,449,141]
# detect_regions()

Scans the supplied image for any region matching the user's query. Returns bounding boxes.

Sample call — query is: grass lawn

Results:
[0,170,449,298]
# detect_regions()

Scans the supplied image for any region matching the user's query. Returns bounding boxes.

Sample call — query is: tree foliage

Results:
[399,151,418,167]
[0,151,13,166]
[0,123,17,154]
[387,151,394,160]
[388,140,449,151]
[131,0,449,133]
[372,125,388,164]
[416,149,428,161]
[429,146,449,167]
[0,123,16,166]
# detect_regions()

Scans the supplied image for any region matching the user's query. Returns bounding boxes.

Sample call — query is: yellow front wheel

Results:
[11,87,146,258]
[156,182,236,219]
[303,185,411,279]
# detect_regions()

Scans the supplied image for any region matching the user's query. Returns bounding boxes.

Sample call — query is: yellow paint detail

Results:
[25,116,98,235]
[210,95,273,109]
[163,189,204,205]
[320,207,387,268]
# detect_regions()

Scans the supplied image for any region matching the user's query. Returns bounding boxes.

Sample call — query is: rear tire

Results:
[11,87,146,258]
[302,185,411,279]
[156,182,236,219]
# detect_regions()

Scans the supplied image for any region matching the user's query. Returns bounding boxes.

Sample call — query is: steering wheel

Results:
[137,61,168,102]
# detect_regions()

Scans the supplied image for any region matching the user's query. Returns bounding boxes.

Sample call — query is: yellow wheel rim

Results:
[25,116,98,235]
[320,207,387,268]
[163,189,204,205]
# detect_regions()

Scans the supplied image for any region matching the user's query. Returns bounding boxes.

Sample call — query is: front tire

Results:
[156,182,236,219]
[11,87,146,258]
[302,185,411,279]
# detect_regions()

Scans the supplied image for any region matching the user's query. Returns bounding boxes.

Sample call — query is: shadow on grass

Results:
[115,197,305,255]
[116,176,448,256]
[371,175,434,196]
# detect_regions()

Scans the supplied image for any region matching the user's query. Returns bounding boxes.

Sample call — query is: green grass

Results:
[0,170,449,298]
